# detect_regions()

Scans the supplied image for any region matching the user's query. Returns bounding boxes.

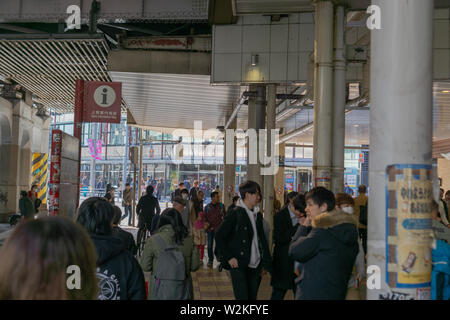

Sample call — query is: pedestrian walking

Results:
[204,191,225,268]
[77,197,146,300]
[112,206,137,256]
[136,185,161,248]
[289,187,359,300]
[271,194,306,300]
[335,193,366,300]
[121,183,134,226]
[215,180,272,300]
[192,211,208,265]
[140,208,200,300]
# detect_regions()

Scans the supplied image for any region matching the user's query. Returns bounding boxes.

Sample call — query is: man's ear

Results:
[320,203,328,213]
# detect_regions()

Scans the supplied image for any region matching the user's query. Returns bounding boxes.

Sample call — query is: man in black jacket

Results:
[215,180,272,300]
[76,197,146,300]
[289,187,359,300]
[136,185,160,248]
[112,206,137,256]
[271,194,306,300]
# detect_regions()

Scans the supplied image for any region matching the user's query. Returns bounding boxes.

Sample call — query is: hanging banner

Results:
[385,164,433,289]
[88,139,102,160]
[49,130,62,215]
[83,81,122,123]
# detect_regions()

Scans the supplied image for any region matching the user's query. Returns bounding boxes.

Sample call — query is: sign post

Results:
[73,80,122,211]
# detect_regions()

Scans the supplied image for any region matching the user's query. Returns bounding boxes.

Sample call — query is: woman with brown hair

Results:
[0,216,98,300]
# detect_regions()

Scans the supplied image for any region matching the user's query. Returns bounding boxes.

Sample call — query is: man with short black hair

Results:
[136,185,160,248]
[271,194,306,300]
[121,183,134,226]
[289,187,359,300]
[215,180,272,300]
[112,206,137,255]
[189,180,199,201]
[204,191,225,268]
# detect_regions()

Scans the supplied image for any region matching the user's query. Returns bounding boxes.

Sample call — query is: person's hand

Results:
[302,216,312,227]
[298,215,306,225]
[355,274,362,288]
[228,258,238,268]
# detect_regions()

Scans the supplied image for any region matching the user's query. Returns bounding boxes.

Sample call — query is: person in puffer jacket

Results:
[289,187,359,300]
[77,197,146,300]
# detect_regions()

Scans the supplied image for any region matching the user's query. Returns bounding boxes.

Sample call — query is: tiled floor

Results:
[191,257,294,300]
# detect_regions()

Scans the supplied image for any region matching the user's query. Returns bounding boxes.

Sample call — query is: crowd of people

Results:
[4,179,450,300]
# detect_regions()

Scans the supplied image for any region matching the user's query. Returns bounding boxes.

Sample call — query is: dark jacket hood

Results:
[312,210,358,245]
[91,234,126,265]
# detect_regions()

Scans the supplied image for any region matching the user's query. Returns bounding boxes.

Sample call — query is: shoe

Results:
[207,262,213,269]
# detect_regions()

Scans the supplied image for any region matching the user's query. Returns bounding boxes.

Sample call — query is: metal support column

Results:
[223,116,237,208]
[138,128,144,198]
[247,85,266,188]
[313,0,334,189]
[368,0,434,300]
[331,5,346,194]
[264,84,276,252]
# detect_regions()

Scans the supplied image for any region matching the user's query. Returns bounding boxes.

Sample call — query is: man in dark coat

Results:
[289,187,359,300]
[215,180,272,300]
[136,185,160,248]
[76,197,146,300]
[271,194,306,300]
[112,206,137,256]
[189,180,199,200]
[19,190,34,220]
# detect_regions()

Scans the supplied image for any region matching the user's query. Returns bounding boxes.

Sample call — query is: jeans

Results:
[206,230,215,263]
[121,205,132,225]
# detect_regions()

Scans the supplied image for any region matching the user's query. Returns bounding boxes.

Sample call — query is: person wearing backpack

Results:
[215,180,272,300]
[76,197,146,300]
[354,185,368,255]
[204,191,225,268]
[140,208,200,300]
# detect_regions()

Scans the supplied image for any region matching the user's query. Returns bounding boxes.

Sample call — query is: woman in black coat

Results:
[271,194,306,300]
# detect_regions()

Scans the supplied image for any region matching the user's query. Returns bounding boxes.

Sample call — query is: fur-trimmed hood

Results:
[312,210,358,229]
[312,209,359,246]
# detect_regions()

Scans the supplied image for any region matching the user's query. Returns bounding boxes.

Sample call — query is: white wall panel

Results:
[214,26,242,53]
[270,24,289,53]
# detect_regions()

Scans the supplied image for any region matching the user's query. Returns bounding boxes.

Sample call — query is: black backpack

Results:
[359,203,368,226]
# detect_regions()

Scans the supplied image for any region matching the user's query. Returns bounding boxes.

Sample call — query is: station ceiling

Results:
[0,0,449,150]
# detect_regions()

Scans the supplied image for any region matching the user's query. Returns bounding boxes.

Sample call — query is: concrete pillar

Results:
[247,85,266,188]
[138,128,143,198]
[0,98,49,221]
[264,84,276,251]
[368,0,434,300]
[223,116,237,208]
[313,1,334,189]
[331,5,346,194]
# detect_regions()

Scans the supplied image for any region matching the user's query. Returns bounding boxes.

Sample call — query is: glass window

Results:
[304,147,313,158]
[285,147,294,158]
[295,147,303,158]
